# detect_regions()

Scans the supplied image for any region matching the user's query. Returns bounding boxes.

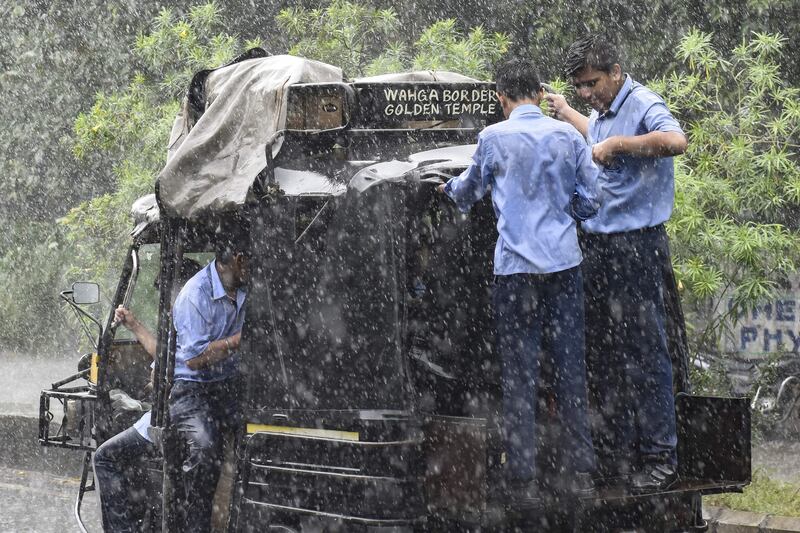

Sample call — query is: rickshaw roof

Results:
[155,53,484,220]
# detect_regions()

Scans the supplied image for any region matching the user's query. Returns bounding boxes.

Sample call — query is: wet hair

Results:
[564,35,621,78]
[494,59,542,102]
[215,241,250,265]
[213,218,251,265]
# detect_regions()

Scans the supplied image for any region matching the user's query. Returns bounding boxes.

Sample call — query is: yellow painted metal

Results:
[89,353,99,384]
[246,424,359,441]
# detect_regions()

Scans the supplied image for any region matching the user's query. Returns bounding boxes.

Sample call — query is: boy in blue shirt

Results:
[93,258,201,533]
[546,35,689,492]
[168,238,249,532]
[439,58,601,505]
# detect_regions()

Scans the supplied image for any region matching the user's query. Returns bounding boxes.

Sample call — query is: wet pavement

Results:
[0,466,101,532]
[0,350,100,531]
[1,350,800,530]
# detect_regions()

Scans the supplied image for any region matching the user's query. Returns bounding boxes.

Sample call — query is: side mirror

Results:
[71,282,100,305]
[77,352,93,373]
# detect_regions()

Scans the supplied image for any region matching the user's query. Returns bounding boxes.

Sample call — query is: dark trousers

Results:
[169,378,241,533]
[93,426,155,533]
[580,225,678,471]
[494,267,595,483]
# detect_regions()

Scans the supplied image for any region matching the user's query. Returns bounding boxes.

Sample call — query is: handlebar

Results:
[110,248,139,329]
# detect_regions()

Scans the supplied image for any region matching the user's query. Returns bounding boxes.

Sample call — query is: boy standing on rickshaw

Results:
[440,58,602,505]
[546,35,688,492]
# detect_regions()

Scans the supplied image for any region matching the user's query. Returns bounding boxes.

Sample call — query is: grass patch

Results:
[704,469,800,517]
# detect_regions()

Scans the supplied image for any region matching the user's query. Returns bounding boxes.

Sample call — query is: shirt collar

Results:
[209,259,247,311]
[509,104,543,119]
[209,260,227,301]
[605,75,633,117]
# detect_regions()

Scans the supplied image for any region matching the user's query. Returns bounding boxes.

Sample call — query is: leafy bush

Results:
[277,0,509,79]
[63,4,249,284]
[277,0,402,77]
[652,31,800,355]
[0,222,72,350]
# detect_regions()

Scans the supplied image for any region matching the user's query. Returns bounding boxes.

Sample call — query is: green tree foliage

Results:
[62,4,253,283]
[0,2,209,222]
[277,0,401,76]
[0,221,69,349]
[6,0,800,358]
[650,31,800,352]
[390,0,800,89]
[277,0,509,79]
[0,1,169,349]
[411,20,510,78]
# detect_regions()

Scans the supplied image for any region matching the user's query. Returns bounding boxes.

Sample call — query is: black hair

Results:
[564,35,621,78]
[215,239,250,265]
[214,220,251,265]
[494,59,542,102]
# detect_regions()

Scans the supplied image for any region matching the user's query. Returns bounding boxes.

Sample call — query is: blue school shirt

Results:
[172,260,246,382]
[444,104,602,275]
[583,75,685,234]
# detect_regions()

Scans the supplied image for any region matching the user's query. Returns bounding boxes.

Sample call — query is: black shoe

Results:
[569,472,597,498]
[629,463,677,493]
[506,480,543,509]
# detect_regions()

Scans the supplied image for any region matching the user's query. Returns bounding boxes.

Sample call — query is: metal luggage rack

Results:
[38,372,101,533]
[38,376,97,450]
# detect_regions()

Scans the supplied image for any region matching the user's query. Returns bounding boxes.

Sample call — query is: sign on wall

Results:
[721,286,800,358]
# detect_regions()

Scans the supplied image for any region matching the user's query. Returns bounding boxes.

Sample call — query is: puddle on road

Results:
[0,466,101,531]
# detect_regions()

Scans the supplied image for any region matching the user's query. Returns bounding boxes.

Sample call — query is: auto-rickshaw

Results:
[40,50,751,532]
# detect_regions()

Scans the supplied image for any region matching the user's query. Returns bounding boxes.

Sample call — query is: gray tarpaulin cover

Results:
[354,71,478,83]
[157,55,342,219]
[157,52,479,218]
[130,193,159,237]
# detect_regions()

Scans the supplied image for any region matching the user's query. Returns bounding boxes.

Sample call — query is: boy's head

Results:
[214,219,251,288]
[564,35,625,113]
[494,59,544,118]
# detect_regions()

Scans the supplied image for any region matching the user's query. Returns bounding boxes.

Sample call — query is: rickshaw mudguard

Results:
[675,393,751,489]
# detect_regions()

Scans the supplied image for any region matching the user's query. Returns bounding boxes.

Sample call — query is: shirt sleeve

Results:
[173,296,213,362]
[443,136,494,213]
[586,111,600,144]
[570,133,603,221]
[642,102,684,135]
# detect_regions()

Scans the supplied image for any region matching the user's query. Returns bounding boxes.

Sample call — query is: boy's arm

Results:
[173,298,239,371]
[545,93,590,138]
[185,331,241,370]
[592,102,687,165]
[437,137,493,212]
[592,131,687,165]
[571,135,603,221]
[114,306,157,358]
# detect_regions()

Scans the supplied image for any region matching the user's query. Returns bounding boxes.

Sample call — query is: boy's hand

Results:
[592,136,623,166]
[544,92,571,119]
[114,305,136,328]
